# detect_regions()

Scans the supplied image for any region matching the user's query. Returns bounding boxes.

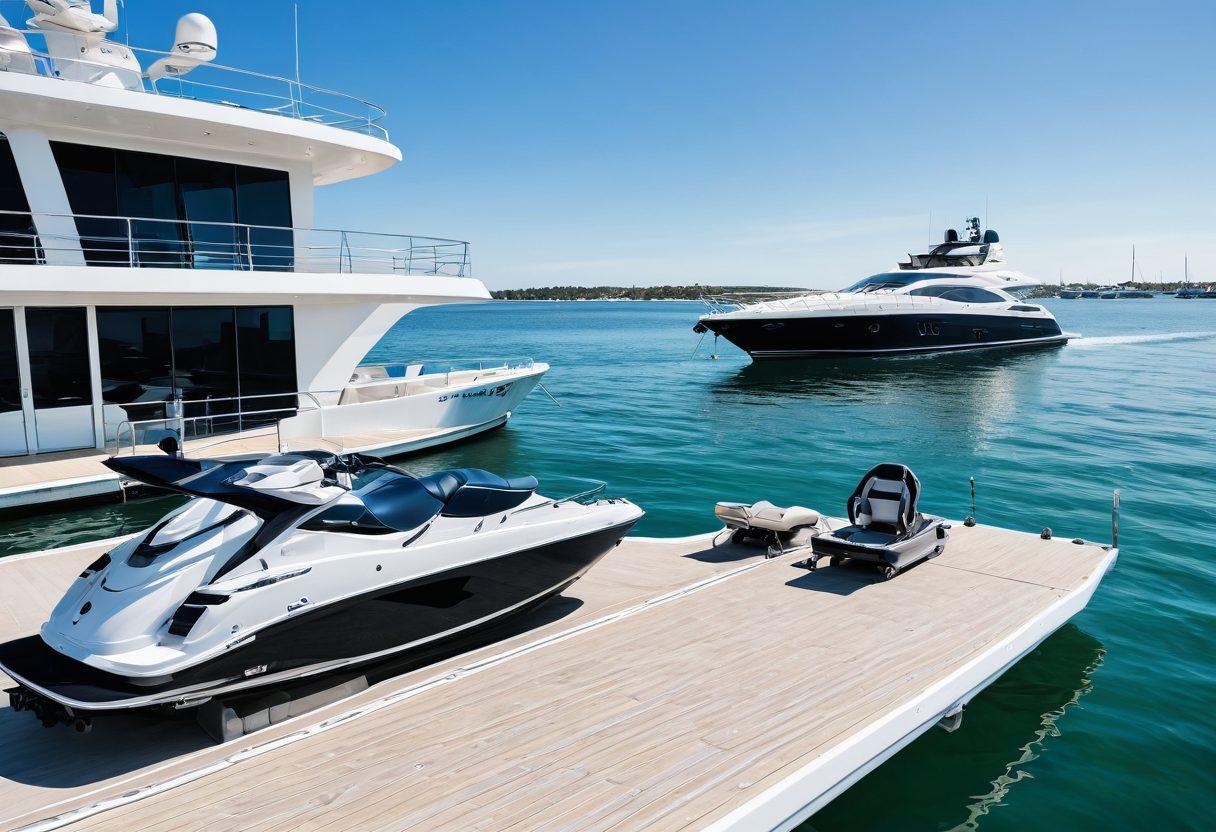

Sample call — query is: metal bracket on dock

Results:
[937,702,966,733]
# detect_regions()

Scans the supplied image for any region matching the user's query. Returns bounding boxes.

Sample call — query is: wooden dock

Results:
[0,417,505,512]
[0,520,1114,832]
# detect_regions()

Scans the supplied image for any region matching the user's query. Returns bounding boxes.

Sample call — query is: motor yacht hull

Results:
[0,519,638,713]
[699,312,1068,359]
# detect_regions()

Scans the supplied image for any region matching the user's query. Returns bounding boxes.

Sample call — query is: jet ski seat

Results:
[417,468,539,517]
[715,500,821,555]
[808,463,948,579]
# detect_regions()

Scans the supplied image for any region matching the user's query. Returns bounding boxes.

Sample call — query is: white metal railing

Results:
[107,391,329,457]
[0,33,388,139]
[0,209,471,276]
[353,357,536,391]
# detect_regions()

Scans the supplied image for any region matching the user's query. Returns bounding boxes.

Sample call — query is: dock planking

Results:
[0,521,1112,831]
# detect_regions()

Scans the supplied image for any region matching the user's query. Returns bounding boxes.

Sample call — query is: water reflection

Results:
[802,624,1105,832]
[711,347,1064,449]
[714,345,1063,401]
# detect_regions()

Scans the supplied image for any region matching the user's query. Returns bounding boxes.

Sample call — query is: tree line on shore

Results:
[490,285,808,301]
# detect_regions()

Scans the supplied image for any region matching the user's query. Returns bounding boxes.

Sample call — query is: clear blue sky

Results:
[16,0,1214,288]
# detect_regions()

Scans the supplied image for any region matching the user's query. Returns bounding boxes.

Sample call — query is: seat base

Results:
[714,501,822,556]
[804,517,949,578]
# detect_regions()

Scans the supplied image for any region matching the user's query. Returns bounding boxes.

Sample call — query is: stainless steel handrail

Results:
[0,34,388,138]
[509,480,609,516]
[354,357,536,389]
[108,390,329,456]
[0,209,471,276]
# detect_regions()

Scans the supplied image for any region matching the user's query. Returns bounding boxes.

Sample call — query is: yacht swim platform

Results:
[0,517,1114,832]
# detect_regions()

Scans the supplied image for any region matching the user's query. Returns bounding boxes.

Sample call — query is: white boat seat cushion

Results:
[749,504,820,532]
[715,500,819,533]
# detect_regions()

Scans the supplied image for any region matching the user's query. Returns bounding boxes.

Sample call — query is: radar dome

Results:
[171,12,217,59]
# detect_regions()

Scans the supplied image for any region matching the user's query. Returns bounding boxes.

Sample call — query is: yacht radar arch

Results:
[0,1,550,511]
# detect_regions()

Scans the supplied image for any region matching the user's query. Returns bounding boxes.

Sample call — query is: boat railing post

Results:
[1112,488,1120,549]
[126,217,134,267]
[964,476,976,526]
[173,396,186,456]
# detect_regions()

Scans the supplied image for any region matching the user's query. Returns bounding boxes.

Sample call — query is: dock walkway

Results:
[0,521,1114,832]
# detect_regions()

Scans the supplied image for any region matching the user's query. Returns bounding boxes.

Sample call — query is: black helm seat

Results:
[810,463,948,578]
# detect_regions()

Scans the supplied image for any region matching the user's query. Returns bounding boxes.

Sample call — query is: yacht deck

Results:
[0,418,506,513]
[0,521,1114,831]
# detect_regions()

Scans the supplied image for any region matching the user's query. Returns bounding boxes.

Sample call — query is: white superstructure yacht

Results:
[0,1,547,510]
[695,217,1070,359]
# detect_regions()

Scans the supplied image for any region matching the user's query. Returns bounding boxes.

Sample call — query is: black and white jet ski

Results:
[0,452,642,717]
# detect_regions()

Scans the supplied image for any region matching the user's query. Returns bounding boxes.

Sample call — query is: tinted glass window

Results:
[177,158,239,269]
[909,285,1004,303]
[941,287,1004,303]
[236,166,293,271]
[51,142,293,271]
[116,150,185,267]
[0,134,39,265]
[0,309,20,415]
[842,272,925,292]
[97,307,174,419]
[51,143,128,266]
[25,307,93,409]
[236,306,297,425]
[172,307,237,417]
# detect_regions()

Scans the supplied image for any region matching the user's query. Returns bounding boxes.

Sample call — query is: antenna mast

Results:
[293,3,301,87]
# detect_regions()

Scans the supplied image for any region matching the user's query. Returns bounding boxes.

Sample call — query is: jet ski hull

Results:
[0,519,638,712]
[699,312,1067,359]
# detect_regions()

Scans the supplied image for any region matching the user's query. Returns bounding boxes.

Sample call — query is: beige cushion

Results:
[748,505,820,532]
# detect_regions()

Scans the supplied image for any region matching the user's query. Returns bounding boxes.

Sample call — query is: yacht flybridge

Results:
[695,218,1070,359]
[0,1,547,509]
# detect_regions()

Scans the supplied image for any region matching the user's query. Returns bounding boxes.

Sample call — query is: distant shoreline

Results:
[489,285,808,302]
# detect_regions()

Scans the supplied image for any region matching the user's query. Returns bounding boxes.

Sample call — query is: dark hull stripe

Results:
[751,334,1070,358]
[699,311,1067,359]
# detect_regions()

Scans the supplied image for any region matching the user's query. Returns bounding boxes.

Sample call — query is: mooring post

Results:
[1112,488,1120,549]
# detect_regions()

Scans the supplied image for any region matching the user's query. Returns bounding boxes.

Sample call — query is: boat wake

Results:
[1070,331,1216,348]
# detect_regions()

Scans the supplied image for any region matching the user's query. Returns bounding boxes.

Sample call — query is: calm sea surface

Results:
[2,299,1214,829]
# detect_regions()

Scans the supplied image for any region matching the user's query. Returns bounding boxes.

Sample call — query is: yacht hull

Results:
[700,312,1067,359]
[0,519,638,712]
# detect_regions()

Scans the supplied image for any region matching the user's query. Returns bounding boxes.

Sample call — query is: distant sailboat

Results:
[1113,245,1154,298]
[1176,254,1206,298]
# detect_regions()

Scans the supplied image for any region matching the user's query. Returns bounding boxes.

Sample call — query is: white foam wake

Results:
[1069,331,1216,348]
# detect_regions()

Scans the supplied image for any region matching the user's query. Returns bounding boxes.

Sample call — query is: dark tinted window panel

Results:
[51,142,128,266]
[171,307,237,420]
[0,309,21,415]
[25,307,93,409]
[115,151,185,267]
[177,158,239,269]
[236,306,297,426]
[0,135,39,265]
[236,166,293,271]
[96,307,174,422]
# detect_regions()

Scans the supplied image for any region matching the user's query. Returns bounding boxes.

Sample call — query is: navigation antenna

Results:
[293,3,302,107]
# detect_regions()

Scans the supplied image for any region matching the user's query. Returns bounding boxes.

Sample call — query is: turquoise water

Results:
[2,299,1214,829]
